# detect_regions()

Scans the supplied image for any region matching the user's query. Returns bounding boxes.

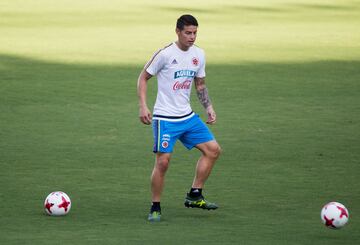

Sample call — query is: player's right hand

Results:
[139,106,152,125]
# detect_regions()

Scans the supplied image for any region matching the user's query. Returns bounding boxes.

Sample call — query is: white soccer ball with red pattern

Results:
[44,191,71,216]
[321,201,349,229]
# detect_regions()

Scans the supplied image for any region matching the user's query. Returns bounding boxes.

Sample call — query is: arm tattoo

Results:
[195,77,212,109]
[197,87,212,109]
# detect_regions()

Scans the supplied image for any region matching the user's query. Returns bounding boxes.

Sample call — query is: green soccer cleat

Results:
[184,193,218,210]
[148,210,161,222]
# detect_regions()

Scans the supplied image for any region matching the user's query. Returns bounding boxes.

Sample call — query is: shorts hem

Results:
[153,150,173,154]
[183,137,215,150]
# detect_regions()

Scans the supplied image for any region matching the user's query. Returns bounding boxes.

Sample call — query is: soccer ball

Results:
[321,201,349,229]
[44,191,71,216]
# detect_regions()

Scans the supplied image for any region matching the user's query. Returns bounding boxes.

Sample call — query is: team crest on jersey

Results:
[192,57,199,66]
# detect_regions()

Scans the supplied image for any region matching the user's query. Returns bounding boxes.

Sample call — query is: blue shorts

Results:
[152,114,215,153]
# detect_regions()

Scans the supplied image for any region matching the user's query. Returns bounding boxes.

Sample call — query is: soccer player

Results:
[137,14,221,222]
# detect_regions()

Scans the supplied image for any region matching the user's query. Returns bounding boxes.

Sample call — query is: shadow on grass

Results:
[1,53,359,156]
[1,53,359,118]
[0,54,141,106]
[1,54,360,244]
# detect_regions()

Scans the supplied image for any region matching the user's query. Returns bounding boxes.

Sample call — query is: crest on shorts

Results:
[192,57,199,66]
[162,141,169,148]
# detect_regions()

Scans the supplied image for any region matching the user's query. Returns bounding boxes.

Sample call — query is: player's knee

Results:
[156,155,170,173]
[212,144,221,159]
[206,144,221,160]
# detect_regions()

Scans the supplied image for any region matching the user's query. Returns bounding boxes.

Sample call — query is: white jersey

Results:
[145,42,206,121]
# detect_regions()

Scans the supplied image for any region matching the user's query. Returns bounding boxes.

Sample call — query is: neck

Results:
[175,41,189,51]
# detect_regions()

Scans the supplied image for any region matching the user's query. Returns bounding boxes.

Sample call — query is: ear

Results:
[175,28,180,35]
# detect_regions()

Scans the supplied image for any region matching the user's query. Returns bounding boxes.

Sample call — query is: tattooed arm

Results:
[194,77,216,124]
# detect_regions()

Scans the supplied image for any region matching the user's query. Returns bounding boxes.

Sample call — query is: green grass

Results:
[1,0,360,244]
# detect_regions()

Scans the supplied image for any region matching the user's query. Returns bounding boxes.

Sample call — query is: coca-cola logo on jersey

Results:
[173,80,191,90]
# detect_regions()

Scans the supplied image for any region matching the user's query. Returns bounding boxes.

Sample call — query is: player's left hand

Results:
[206,106,216,124]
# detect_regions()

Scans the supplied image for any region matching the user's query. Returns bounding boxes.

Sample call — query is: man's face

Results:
[176,25,198,49]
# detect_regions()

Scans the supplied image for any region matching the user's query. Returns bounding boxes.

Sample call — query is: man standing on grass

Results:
[137,14,221,222]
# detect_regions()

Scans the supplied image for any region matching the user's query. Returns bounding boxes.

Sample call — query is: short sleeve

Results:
[196,50,206,78]
[145,50,165,76]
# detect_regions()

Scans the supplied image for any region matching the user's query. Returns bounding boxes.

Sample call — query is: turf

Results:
[1,0,360,244]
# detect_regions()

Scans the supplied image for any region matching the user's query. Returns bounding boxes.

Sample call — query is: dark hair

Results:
[176,14,198,30]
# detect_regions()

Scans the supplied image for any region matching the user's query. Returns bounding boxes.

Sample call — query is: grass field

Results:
[1,0,360,244]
